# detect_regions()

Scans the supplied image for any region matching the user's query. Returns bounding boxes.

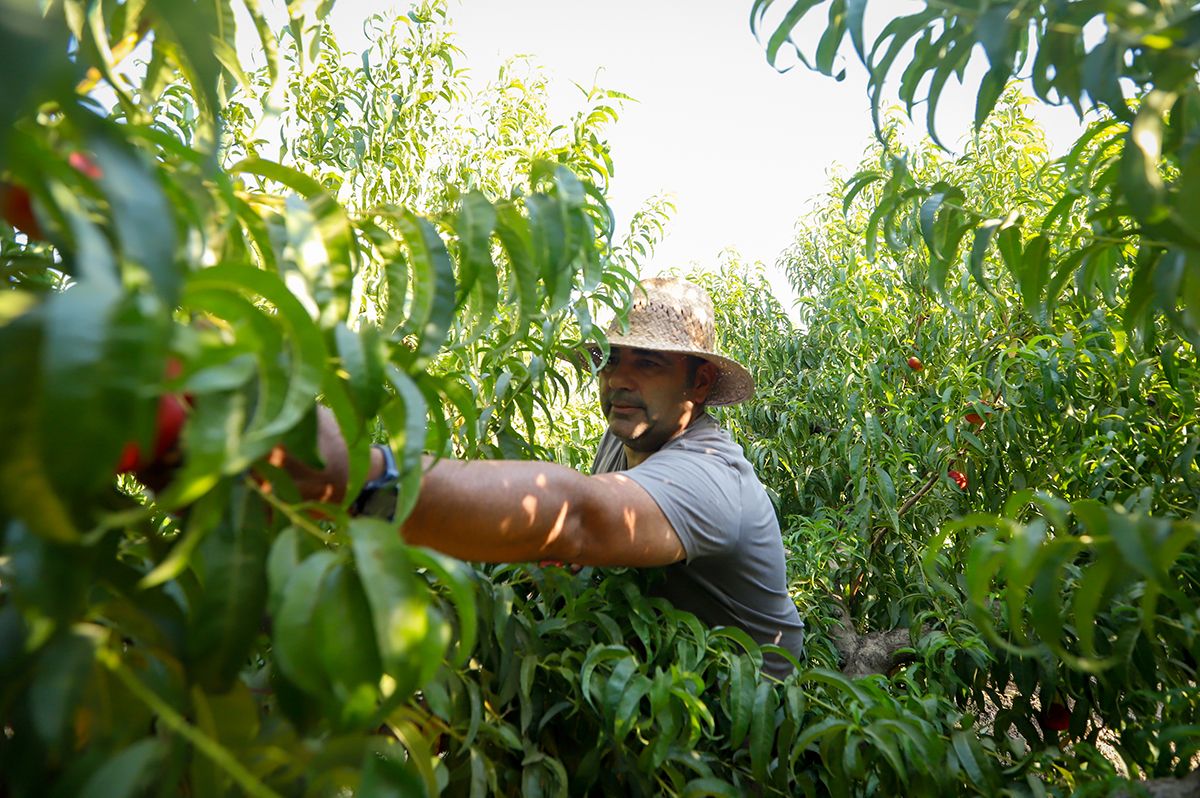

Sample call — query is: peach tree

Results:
[0,0,641,793]
[749,0,1200,791]
[4,0,1200,796]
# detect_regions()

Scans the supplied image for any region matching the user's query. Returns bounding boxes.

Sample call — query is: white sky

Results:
[316,1,1087,314]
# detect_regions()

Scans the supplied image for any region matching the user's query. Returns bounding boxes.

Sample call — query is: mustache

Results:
[604,390,643,408]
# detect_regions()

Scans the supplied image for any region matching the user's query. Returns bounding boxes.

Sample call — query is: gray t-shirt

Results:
[591,413,805,678]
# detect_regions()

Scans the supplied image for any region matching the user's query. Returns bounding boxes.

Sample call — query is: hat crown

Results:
[617,278,716,350]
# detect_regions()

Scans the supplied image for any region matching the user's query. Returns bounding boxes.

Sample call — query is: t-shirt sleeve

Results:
[622,444,742,562]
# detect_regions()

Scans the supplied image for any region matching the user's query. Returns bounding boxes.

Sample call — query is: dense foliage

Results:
[0,1,644,793]
[1,0,1198,796]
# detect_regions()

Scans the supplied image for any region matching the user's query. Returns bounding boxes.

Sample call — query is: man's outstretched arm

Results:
[402,458,685,567]
[281,407,686,568]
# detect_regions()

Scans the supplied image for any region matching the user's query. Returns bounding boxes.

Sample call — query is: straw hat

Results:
[597,277,755,406]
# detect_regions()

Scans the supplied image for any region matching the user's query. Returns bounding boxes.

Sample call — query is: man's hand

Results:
[266,406,355,504]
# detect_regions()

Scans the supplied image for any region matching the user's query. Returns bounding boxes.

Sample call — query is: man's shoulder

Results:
[662,414,742,461]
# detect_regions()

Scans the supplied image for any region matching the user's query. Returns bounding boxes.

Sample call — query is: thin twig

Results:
[897,470,942,518]
[100,649,282,798]
[244,474,339,545]
[850,464,952,601]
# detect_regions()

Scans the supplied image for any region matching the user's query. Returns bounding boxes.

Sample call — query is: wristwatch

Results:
[351,443,400,520]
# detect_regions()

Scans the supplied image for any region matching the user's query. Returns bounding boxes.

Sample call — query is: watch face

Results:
[359,485,400,521]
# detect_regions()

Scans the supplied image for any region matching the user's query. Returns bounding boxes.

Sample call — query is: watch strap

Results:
[351,443,400,519]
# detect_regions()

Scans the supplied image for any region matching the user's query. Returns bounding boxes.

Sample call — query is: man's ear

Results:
[692,360,719,403]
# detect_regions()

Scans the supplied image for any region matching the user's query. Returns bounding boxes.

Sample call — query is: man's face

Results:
[598,346,713,453]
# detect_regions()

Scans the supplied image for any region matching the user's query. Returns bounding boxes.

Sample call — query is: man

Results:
[293,277,805,676]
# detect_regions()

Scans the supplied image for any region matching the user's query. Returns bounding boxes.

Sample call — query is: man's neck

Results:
[624,446,651,469]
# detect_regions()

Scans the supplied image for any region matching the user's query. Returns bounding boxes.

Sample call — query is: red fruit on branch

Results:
[115,441,141,473]
[152,393,187,460]
[163,356,184,381]
[114,359,190,475]
[1039,700,1071,732]
[907,356,924,371]
[948,469,968,490]
[964,412,985,427]
[68,151,103,180]
[1,181,43,240]
[114,393,189,474]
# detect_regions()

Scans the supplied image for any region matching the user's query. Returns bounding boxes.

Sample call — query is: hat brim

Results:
[592,332,755,406]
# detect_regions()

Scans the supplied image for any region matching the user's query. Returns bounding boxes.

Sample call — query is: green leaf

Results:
[1081,36,1130,120]
[924,41,971,149]
[454,189,498,319]
[0,3,73,167]
[193,680,261,753]
[865,12,935,133]
[863,725,907,785]
[139,486,224,590]
[392,207,456,360]
[841,171,882,217]
[845,0,866,63]
[601,656,637,730]
[83,129,181,302]
[1123,249,1160,340]
[763,1,823,69]
[382,365,429,522]
[495,202,540,323]
[726,654,753,748]
[1120,91,1174,224]
[349,519,444,702]
[0,321,78,543]
[28,169,128,496]
[408,546,478,667]
[359,743,428,798]
[1003,520,1046,644]
[580,645,630,709]
[874,465,896,506]
[30,629,98,748]
[614,673,650,742]
[79,738,168,798]
[1072,553,1118,661]
[182,263,327,467]
[5,522,91,625]
[814,0,847,80]
[789,717,847,763]
[748,680,778,782]
[709,625,762,659]
[273,549,338,696]
[229,158,353,326]
[975,68,1009,132]
[950,730,988,789]
[335,323,387,422]
[186,483,270,692]
[526,192,571,312]
[313,562,383,720]
[240,0,279,84]
[682,777,741,798]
